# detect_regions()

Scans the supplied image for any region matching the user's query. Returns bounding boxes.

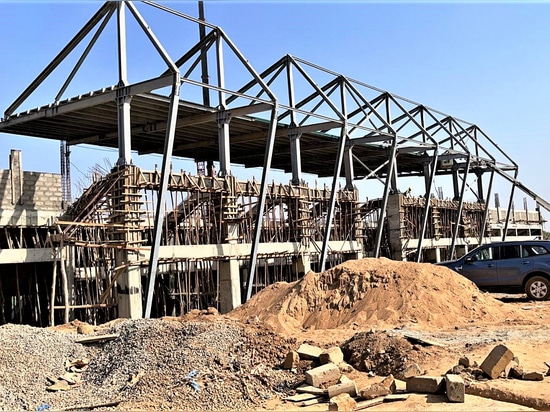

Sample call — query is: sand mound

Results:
[229,258,530,333]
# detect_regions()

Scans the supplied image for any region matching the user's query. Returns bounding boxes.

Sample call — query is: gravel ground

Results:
[0,317,302,411]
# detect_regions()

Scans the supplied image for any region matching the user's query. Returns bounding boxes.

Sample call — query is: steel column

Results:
[449,155,471,260]
[374,137,398,258]
[319,82,347,270]
[144,74,181,318]
[116,2,132,166]
[246,104,279,301]
[502,171,519,241]
[216,35,231,177]
[416,151,439,262]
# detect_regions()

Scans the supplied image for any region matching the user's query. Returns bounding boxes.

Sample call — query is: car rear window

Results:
[525,245,550,256]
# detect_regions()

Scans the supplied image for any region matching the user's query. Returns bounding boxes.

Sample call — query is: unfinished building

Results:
[0,1,548,327]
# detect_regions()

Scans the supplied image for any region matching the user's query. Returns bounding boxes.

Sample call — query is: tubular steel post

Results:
[246,104,279,301]
[198,1,210,107]
[116,2,132,166]
[479,170,495,245]
[144,74,181,318]
[374,136,398,258]
[449,154,471,260]
[319,81,347,270]
[502,170,519,241]
[415,150,439,262]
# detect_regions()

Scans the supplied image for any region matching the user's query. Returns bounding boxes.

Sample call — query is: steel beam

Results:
[320,82,347,270]
[246,104,279,301]
[449,154,471,259]
[116,2,132,166]
[144,74,181,318]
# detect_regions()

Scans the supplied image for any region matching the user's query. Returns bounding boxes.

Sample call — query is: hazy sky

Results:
[0,1,549,217]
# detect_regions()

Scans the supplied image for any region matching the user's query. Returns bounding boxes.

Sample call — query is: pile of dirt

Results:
[229,258,530,334]
[340,330,440,376]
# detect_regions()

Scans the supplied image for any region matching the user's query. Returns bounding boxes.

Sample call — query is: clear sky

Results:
[0,1,549,219]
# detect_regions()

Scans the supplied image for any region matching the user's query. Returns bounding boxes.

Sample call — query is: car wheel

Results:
[525,276,550,301]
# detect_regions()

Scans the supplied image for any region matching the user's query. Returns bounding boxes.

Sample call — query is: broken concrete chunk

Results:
[283,351,299,369]
[305,363,341,387]
[445,374,465,403]
[337,361,354,373]
[328,393,356,411]
[504,360,519,378]
[320,346,344,365]
[510,365,524,380]
[297,343,324,361]
[328,380,357,398]
[359,375,395,400]
[397,363,422,380]
[406,376,444,394]
[480,344,514,379]
[458,356,477,368]
[522,371,544,381]
[339,374,351,383]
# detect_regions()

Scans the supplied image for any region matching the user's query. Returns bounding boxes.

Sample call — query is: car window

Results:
[525,245,550,256]
[500,245,521,259]
[471,246,495,261]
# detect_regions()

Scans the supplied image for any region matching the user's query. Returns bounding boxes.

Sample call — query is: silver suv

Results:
[437,240,550,301]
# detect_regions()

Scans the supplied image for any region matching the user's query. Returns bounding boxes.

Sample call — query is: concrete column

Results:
[117,251,142,319]
[386,193,406,261]
[292,254,311,277]
[219,259,241,313]
[112,165,143,319]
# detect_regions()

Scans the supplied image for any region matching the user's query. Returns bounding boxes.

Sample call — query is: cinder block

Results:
[406,376,444,394]
[480,344,514,379]
[328,393,356,411]
[305,363,341,387]
[297,343,323,361]
[328,380,357,398]
[283,351,299,369]
[445,374,465,403]
[320,347,344,365]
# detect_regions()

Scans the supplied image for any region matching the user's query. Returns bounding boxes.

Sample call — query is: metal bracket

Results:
[216,109,231,126]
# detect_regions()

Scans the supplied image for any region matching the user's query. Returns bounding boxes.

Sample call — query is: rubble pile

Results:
[0,316,301,411]
[280,340,550,410]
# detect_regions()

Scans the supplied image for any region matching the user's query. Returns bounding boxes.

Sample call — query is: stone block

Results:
[445,374,465,403]
[297,343,323,361]
[320,346,344,365]
[283,351,299,369]
[458,356,477,368]
[406,376,444,394]
[480,344,514,379]
[305,363,341,388]
[328,393,356,411]
[328,380,357,398]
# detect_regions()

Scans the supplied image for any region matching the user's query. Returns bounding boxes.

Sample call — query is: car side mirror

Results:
[464,256,474,264]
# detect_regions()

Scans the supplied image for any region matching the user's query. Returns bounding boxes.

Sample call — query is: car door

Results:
[461,245,499,287]
[496,244,533,286]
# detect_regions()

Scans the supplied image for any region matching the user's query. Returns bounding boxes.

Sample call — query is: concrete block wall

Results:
[0,170,63,210]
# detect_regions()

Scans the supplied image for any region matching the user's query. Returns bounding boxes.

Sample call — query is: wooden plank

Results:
[284,393,320,402]
[300,398,326,407]
[296,385,327,395]
[402,333,446,347]
[75,333,119,344]
[354,398,384,410]
[384,394,409,402]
